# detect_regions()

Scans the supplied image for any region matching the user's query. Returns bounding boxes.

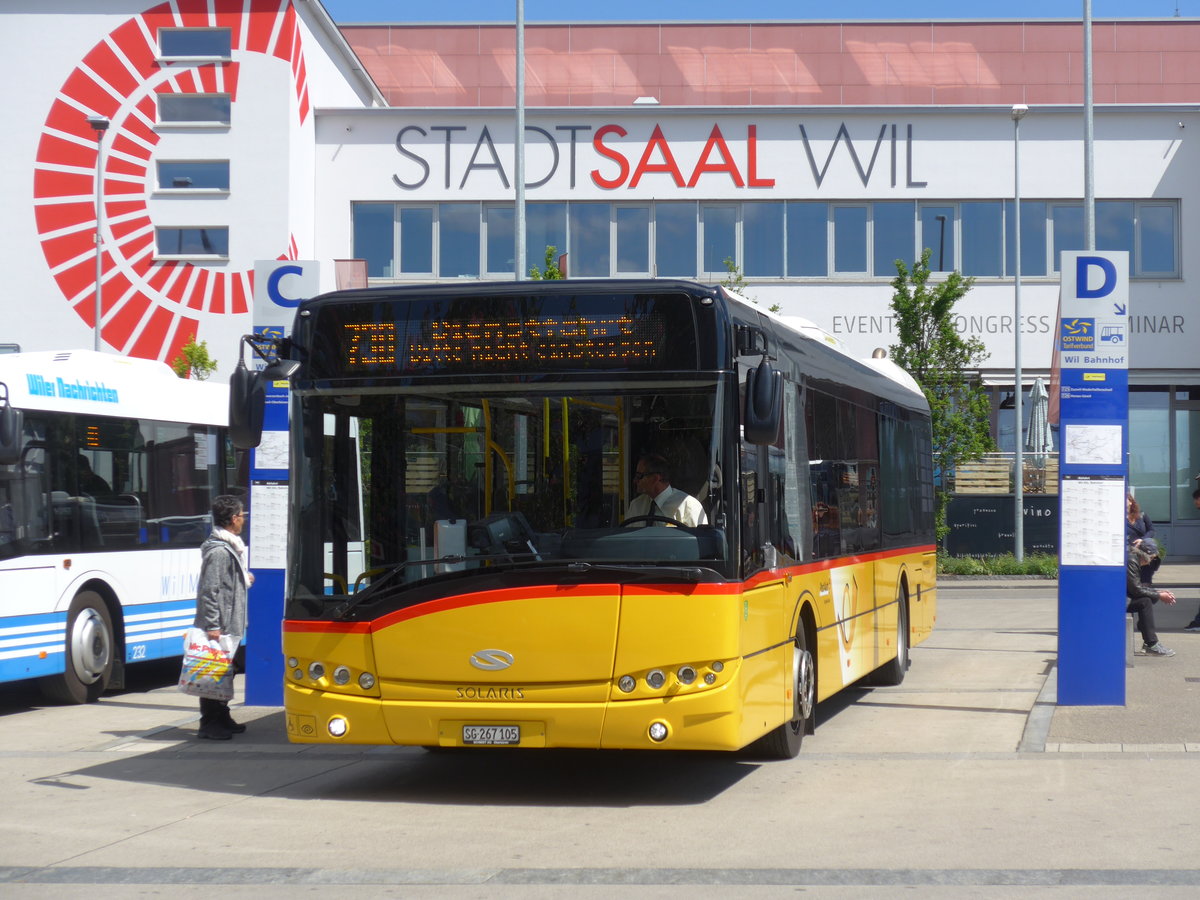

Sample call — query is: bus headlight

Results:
[308,661,326,680]
[287,657,298,668]
[333,665,351,685]
[618,675,636,693]
[676,665,697,685]
[358,672,376,690]
[646,669,666,690]
[292,668,304,681]
[327,717,348,738]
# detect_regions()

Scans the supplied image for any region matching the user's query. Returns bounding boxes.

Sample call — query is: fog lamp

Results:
[327,716,348,738]
[648,721,668,742]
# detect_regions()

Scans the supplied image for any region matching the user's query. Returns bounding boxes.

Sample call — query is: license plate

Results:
[462,725,520,745]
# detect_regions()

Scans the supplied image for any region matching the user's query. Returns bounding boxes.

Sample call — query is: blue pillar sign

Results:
[243,260,319,706]
[1057,250,1129,706]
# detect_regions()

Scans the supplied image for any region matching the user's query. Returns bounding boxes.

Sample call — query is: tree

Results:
[889,248,994,544]
[720,257,780,313]
[529,245,565,280]
[170,334,218,381]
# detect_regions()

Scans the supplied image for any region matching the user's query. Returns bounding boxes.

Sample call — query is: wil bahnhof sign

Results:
[1056,250,1129,705]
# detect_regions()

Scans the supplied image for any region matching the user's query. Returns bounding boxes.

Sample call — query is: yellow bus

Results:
[232,279,935,758]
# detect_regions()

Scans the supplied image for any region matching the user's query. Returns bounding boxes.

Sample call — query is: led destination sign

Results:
[317,292,700,377]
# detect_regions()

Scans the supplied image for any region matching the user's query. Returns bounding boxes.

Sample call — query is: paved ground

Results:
[1,576,1199,896]
[946,561,1200,752]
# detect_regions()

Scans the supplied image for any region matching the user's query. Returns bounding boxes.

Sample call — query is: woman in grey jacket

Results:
[194,494,252,740]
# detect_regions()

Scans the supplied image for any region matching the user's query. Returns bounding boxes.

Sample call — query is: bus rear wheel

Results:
[750,626,816,760]
[870,581,910,687]
[39,591,114,704]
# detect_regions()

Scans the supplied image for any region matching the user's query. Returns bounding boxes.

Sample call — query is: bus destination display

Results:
[323,293,698,375]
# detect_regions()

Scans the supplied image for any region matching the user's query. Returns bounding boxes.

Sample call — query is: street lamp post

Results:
[86,115,110,352]
[1012,103,1029,561]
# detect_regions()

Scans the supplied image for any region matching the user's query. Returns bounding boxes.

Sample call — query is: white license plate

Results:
[462,725,520,745]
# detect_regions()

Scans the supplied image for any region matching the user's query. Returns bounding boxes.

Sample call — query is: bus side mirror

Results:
[228,360,265,449]
[743,358,782,445]
[0,384,22,465]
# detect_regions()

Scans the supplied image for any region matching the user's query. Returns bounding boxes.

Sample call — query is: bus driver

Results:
[625,453,707,528]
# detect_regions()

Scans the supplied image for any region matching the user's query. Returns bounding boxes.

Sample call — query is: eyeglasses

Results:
[234,512,247,520]
[633,471,658,481]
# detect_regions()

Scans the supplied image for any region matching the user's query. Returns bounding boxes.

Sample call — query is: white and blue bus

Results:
[0,350,238,702]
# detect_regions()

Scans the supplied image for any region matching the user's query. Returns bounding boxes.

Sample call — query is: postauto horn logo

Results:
[32,0,308,365]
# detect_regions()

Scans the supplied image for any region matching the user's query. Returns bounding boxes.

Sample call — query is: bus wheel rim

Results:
[70,608,110,684]
[795,646,815,723]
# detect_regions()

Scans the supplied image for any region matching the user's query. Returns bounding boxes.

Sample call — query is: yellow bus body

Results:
[283,545,936,751]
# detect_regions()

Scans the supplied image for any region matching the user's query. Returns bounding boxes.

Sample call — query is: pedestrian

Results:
[1125,493,1161,583]
[1126,544,1176,657]
[193,495,252,739]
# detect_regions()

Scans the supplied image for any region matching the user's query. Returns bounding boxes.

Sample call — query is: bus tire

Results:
[870,581,910,687]
[749,625,816,760]
[39,591,114,704]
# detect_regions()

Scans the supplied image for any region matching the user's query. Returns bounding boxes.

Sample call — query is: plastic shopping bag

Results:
[178,627,236,701]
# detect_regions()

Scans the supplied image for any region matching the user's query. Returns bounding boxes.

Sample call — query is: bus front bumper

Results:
[284,679,756,751]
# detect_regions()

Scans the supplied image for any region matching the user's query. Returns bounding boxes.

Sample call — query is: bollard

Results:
[1126,613,1135,667]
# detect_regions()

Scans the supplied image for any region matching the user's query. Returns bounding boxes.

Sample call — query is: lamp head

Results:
[1011,104,1029,121]
[85,115,110,133]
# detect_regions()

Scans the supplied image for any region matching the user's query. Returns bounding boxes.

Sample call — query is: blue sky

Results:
[321,1,1197,24]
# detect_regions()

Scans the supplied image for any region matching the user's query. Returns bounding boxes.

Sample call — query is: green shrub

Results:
[938,553,1057,577]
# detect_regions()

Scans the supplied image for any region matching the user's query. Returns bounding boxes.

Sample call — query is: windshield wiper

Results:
[566,562,705,583]
[330,551,543,619]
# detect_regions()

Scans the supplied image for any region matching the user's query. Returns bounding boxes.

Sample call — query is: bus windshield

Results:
[292,382,733,607]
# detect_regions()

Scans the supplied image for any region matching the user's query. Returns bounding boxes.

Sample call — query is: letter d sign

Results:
[1076,256,1117,298]
[253,260,320,330]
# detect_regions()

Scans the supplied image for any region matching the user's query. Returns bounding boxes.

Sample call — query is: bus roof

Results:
[0,350,227,425]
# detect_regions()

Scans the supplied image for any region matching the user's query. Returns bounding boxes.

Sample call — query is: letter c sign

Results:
[253,260,320,329]
[1076,256,1117,299]
[268,264,305,308]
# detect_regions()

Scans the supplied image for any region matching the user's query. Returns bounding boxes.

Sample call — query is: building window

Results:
[960,202,1002,277]
[349,199,1179,284]
[570,204,611,277]
[157,94,231,126]
[741,202,784,277]
[872,201,915,278]
[701,204,737,276]
[615,205,651,274]
[156,161,229,191]
[155,227,228,258]
[352,203,394,278]
[439,203,480,277]
[833,205,867,274]
[1139,203,1177,275]
[655,202,696,277]
[920,205,956,272]
[787,202,827,276]
[1004,200,1048,277]
[159,28,232,60]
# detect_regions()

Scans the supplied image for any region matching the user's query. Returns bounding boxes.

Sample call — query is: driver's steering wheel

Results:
[618,514,699,533]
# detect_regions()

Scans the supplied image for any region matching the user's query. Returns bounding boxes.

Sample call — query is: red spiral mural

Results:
[33,0,309,364]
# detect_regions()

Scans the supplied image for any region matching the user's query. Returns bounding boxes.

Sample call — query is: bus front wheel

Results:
[39,591,114,704]
[749,626,816,760]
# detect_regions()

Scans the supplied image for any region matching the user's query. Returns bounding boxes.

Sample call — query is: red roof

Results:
[340,20,1200,107]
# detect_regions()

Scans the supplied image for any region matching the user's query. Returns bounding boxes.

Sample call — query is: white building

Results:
[5,4,1199,552]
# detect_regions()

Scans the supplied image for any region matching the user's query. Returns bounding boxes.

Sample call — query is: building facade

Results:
[5,5,1200,552]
